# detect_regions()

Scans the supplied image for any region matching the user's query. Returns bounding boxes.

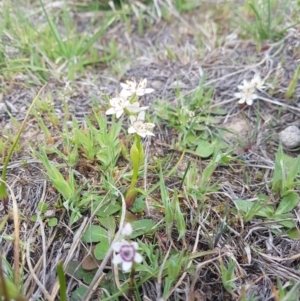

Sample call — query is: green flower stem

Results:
[129,93,138,104]
[128,262,136,293]
[0,84,47,211]
[129,134,143,190]
[125,134,144,208]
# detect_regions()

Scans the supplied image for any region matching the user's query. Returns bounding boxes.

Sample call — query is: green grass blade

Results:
[77,16,115,56]
[39,0,66,55]
[57,262,67,301]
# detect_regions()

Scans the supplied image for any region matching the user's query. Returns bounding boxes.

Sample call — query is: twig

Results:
[0,179,20,288]
[49,217,89,299]
[82,186,127,300]
[26,223,52,300]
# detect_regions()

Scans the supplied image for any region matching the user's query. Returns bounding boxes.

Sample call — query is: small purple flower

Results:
[112,240,143,272]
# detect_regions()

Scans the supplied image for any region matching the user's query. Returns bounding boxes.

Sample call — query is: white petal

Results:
[129,106,149,113]
[238,98,245,104]
[106,108,116,115]
[120,88,133,99]
[146,131,155,136]
[139,78,147,88]
[110,98,117,106]
[137,131,147,138]
[251,93,258,99]
[234,92,242,98]
[120,83,130,89]
[129,102,140,107]
[122,223,133,236]
[122,261,132,272]
[137,110,145,121]
[127,103,149,114]
[112,240,127,252]
[145,123,155,129]
[128,126,136,134]
[134,252,143,263]
[116,110,124,119]
[246,98,253,106]
[144,88,154,94]
[129,115,136,124]
[126,103,139,113]
[131,242,139,250]
[112,254,123,265]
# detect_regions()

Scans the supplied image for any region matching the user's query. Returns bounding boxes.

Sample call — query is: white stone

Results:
[279,126,300,149]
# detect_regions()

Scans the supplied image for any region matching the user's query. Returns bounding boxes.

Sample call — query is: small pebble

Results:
[279,125,300,149]
[44,209,56,217]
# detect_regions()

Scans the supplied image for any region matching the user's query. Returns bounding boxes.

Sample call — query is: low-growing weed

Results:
[31,201,58,227]
[155,82,227,158]
[235,0,295,48]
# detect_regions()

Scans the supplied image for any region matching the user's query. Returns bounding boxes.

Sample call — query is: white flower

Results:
[106,96,130,118]
[105,95,149,118]
[235,74,266,106]
[126,102,149,114]
[122,223,133,236]
[234,90,258,106]
[112,240,143,272]
[120,78,154,97]
[251,74,265,90]
[120,88,133,100]
[128,111,155,138]
[237,79,253,91]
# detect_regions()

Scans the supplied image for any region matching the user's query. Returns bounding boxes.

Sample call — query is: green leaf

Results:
[253,205,274,218]
[287,228,300,239]
[57,262,67,301]
[212,108,227,115]
[130,219,155,239]
[130,195,146,213]
[99,216,116,238]
[67,261,88,279]
[95,202,121,217]
[0,279,20,299]
[31,215,37,222]
[70,286,87,301]
[48,217,58,227]
[94,238,110,260]
[196,140,214,158]
[38,201,48,213]
[234,198,273,220]
[173,191,186,241]
[272,213,295,228]
[81,225,108,243]
[275,191,299,215]
[83,272,96,285]
[272,145,285,195]
[234,200,253,213]
[286,155,300,188]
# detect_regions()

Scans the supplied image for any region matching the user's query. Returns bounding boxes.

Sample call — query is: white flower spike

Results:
[128,111,155,138]
[112,240,143,272]
[120,78,154,97]
[105,96,130,119]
